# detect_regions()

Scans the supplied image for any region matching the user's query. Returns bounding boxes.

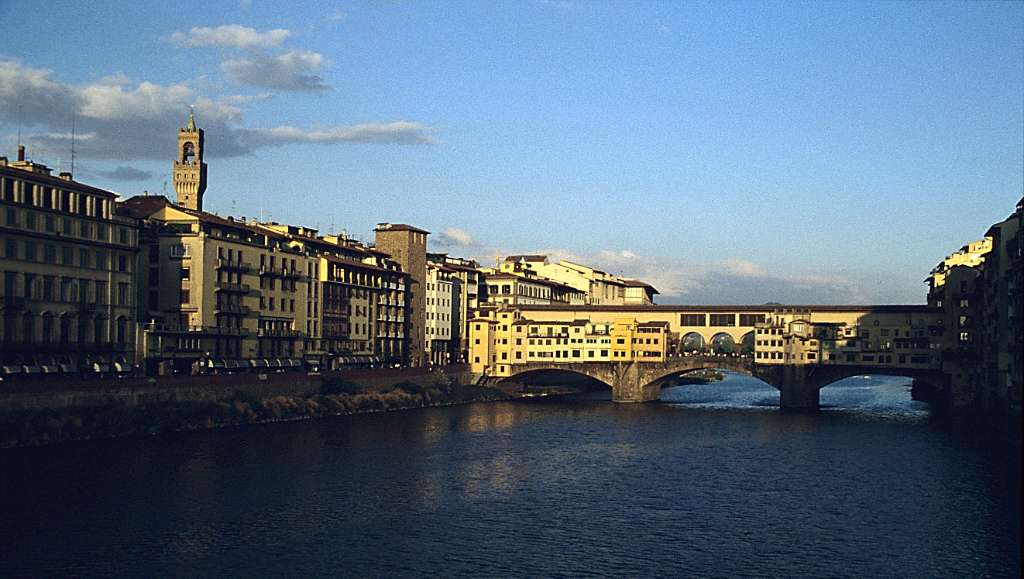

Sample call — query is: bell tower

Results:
[173,108,207,211]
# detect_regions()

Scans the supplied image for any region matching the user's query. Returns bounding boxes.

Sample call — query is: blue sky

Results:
[1,0,1021,304]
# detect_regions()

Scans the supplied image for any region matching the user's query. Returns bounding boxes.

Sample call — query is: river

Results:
[1,374,1020,577]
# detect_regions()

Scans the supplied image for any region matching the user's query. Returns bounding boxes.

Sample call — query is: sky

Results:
[1,0,1021,304]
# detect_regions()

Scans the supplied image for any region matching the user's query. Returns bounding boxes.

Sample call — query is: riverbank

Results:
[0,371,510,448]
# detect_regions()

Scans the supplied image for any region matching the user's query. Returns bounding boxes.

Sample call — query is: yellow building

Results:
[468,308,668,377]
[469,304,943,379]
[1,146,139,376]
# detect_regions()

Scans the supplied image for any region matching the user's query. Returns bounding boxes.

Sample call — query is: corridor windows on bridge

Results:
[680,313,705,326]
[709,314,736,327]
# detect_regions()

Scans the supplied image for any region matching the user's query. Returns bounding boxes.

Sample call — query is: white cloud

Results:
[242,122,436,146]
[434,228,477,248]
[0,59,435,163]
[222,50,329,91]
[170,25,291,50]
[467,245,874,304]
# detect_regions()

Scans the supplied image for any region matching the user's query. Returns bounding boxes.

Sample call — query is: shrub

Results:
[321,378,364,396]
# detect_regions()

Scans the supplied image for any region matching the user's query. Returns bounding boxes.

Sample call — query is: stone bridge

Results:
[499,357,946,408]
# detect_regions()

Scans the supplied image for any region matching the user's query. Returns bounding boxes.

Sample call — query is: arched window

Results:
[182,142,195,163]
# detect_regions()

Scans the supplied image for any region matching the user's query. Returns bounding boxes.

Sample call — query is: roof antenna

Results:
[70,110,76,175]
[17,104,22,147]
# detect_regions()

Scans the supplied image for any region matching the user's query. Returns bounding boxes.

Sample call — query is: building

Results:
[1,146,140,377]
[374,223,429,366]
[975,200,1022,415]
[483,255,655,306]
[468,308,669,377]
[123,196,317,373]
[424,260,456,365]
[427,253,483,362]
[468,304,943,379]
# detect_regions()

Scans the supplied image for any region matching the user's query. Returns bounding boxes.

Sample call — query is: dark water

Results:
[1,374,1020,578]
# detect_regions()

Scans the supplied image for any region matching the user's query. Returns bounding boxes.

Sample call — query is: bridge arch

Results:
[740,331,755,355]
[501,365,614,390]
[680,332,705,353]
[709,332,735,354]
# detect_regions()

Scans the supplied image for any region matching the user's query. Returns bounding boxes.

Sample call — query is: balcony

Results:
[217,258,252,273]
[144,323,249,336]
[215,281,252,294]
[258,328,303,338]
[215,303,251,315]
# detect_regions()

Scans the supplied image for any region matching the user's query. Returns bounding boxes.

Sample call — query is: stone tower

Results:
[374,223,429,367]
[173,109,207,211]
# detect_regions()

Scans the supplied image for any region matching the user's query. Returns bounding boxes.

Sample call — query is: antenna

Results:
[17,104,22,146]
[70,111,76,175]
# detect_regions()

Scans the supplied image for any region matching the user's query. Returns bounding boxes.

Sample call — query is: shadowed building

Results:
[1,146,140,376]
[374,223,429,366]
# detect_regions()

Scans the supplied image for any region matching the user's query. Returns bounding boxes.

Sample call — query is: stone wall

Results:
[0,365,472,413]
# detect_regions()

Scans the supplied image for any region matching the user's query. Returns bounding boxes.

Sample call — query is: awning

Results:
[268,358,283,368]
[113,362,127,373]
[209,359,226,369]
[1,365,23,375]
[22,365,42,375]
[93,363,112,373]
[224,360,242,370]
[249,359,269,368]
[58,363,77,373]
[41,365,60,374]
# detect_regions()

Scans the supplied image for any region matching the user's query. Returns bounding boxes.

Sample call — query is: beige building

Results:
[425,261,455,364]
[487,255,658,305]
[1,146,139,376]
[427,253,482,362]
[124,196,317,373]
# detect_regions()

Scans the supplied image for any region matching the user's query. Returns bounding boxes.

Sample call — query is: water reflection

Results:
[1,373,1019,578]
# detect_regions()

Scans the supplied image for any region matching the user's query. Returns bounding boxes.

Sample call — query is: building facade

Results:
[468,304,943,379]
[1,147,140,376]
[374,223,428,366]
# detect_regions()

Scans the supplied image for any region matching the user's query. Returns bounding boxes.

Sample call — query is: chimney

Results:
[59,172,73,181]
[17,145,25,162]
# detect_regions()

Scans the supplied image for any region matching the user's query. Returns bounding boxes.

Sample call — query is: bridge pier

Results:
[755,365,820,409]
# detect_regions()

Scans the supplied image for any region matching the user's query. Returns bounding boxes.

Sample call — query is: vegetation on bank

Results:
[0,371,509,448]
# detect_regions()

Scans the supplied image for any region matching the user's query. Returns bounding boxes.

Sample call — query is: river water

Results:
[1,374,1020,577]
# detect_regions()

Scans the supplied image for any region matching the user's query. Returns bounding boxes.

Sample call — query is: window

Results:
[739,314,765,326]
[180,289,190,305]
[709,313,736,326]
[680,313,706,326]
[118,255,128,272]
[180,267,190,280]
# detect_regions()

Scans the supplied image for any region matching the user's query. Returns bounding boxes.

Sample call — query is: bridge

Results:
[495,356,945,408]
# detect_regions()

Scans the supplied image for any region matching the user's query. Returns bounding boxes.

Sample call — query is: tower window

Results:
[182,142,196,163]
